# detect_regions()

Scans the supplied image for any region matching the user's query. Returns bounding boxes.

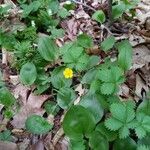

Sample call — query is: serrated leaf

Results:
[77,34,93,48]
[92,10,106,23]
[117,40,132,71]
[80,94,104,123]
[137,145,149,150]
[119,126,130,139]
[20,62,37,85]
[38,35,58,61]
[101,83,116,95]
[101,36,116,51]
[57,87,76,109]
[63,105,96,140]
[25,115,53,135]
[105,118,123,131]
[62,46,89,71]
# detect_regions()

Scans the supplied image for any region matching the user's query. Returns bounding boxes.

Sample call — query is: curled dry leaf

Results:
[132,45,150,70]
[11,84,50,128]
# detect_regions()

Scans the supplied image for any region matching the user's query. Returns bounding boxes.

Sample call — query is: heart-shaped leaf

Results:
[63,105,96,140]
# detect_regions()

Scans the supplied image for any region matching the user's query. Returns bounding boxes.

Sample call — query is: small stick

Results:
[71,0,96,12]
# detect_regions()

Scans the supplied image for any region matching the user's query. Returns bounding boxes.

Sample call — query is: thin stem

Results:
[108,0,113,25]
[71,0,96,12]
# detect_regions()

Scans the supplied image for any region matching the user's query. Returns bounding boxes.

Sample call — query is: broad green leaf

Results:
[20,62,37,85]
[38,35,59,61]
[113,138,137,150]
[57,87,76,109]
[92,10,106,23]
[63,105,96,140]
[44,101,60,116]
[89,131,109,150]
[69,139,86,150]
[25,115,53,135]
[80,94,104,123]
[117,40,132,71]
[96,123,117,141]
[51,67,72,89]
[77,34,93,48]
[101,36,116,51]
[86,56,100,69]
[112,3,126,19]
[0,87,15,107]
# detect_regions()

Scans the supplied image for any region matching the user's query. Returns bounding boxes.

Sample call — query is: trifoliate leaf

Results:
[57,87,76,109]
[25,115,53,134]
[117,40,132,71]
[77,33,93,48]
[62,46,89,71]
[92,10,106,23]
[105,101,135,138]
[20,62,37,85]
[63,105,96,140]
[101,36,116,51]
[38,34,59,61]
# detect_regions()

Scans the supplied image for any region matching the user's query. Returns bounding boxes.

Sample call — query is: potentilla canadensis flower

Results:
[63,68,73,79]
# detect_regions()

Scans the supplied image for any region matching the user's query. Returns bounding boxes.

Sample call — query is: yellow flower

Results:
[63,68,73,79]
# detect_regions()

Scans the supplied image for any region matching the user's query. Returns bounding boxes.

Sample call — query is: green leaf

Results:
[69,139,86,150]
[21,1,41,18]
[80,94,104,123]
[25,115,53,135]
[135,113,150,139]
[77,34,93,48]
[57,87,76,109]
[137,145,149,150]
[57,8,70,18]
[101,83,116,95]
[0,87,15,107]
[105,101,135,138]
[62,46,89,71]
[92,10,106,23]
[50,28,65,39]
[89,131,109,150]
[44,101,60,116]
[101,36,116,51]
[63,105,96,140]
[20,62,37,85]
[0,130,12,141]
[51,67,72,89]
[86,56,100,69]
[38,35,59,61]
[138,135,150,150]
[112,3,126,19]
[117,40,132,71]
[96,123,117,141]
[113,138,137,150]
[47,0,59,14]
